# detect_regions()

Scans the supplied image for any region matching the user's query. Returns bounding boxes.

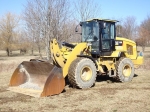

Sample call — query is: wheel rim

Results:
[80,66,92,81]
[123,64,131,77]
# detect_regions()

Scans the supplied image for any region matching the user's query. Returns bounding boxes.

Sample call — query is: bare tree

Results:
[136,15,150,51]
[16,30,31,54]
[116,24,124,37]
[116,16,137,40]
[74,0,101,21]
[24,0,70,60]
[122,16,137,40]
[23,1,42,55]
[0,32,3,49]
[0,12,20,56]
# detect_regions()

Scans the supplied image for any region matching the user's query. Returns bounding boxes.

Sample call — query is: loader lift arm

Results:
[50,39,88,78]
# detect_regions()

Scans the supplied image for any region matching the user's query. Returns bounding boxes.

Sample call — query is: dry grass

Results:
[0,49,150,112]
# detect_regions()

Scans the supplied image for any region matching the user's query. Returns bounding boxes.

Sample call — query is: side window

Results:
[101,22,115,50]
[102,23,115,40]
[127,44,133,55]
[110,24,115,39]
[102,23,110,39]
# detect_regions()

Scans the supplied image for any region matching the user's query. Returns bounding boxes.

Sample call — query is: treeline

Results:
[116,16,150,51]
[0,0,150,58]
[0,0,100,58]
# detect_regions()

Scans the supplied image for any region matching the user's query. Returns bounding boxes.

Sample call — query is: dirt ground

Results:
[0,50,150,112]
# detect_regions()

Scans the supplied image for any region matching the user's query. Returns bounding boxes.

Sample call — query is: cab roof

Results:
[87,18,119,23]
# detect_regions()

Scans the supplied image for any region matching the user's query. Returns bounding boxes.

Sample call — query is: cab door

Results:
[100,22,115,54]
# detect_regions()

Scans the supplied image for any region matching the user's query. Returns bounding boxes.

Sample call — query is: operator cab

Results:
[80,19,117,56]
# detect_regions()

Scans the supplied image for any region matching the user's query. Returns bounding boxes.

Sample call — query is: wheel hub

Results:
[123,64,131,77]
[80,66,92,81]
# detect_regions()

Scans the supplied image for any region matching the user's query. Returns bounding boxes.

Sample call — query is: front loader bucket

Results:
[8,61,65,97]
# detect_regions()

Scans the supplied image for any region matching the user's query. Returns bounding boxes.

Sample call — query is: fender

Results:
[62,43,87,77]
[77,55,98,68]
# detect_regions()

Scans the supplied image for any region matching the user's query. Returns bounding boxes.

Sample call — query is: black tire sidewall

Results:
[117,58,134,82]
[75,58,97,88]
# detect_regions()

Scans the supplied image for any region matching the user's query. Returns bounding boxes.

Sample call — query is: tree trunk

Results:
[142,46,145,52]
[6,48,10,56]
[46,40,50,60]
[31,47,34,55]
[38,46,42,59]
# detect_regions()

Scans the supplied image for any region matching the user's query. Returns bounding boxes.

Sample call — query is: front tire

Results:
[68,58,97,89]
[115,57,134,82]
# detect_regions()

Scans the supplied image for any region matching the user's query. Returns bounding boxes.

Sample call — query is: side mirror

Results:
[75,22,82,32]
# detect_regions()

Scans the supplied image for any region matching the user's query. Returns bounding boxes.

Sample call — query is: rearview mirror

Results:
[75,22,82,32]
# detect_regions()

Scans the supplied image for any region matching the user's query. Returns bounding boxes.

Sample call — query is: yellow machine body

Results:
[50,37,143,76]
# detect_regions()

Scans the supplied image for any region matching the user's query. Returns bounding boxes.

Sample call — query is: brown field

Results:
[0,49,150,112]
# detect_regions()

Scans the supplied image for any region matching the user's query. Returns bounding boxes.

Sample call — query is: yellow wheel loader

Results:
[8,19,143,97]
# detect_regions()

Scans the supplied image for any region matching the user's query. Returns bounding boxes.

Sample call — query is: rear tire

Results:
[68,58,97,89]
[114,57,134,82]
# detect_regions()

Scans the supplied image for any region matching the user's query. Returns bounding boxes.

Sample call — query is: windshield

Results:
[81,21,99,42]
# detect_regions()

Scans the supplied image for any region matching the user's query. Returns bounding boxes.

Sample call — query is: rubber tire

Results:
[115,57,134,82]
[68,58,97,89]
